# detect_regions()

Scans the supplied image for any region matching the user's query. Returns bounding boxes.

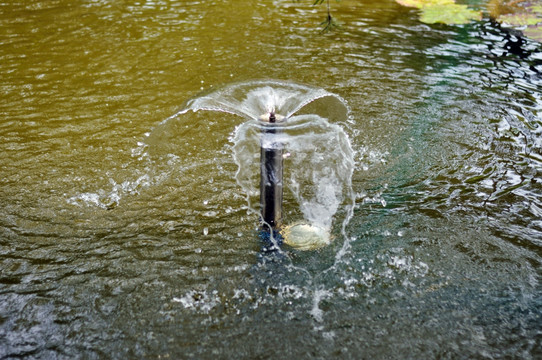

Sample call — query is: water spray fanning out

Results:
[176,80,354,251]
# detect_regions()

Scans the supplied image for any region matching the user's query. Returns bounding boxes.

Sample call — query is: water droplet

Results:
[203,228,208,236]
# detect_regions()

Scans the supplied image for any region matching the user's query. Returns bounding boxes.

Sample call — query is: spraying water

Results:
[232,113,355,250]
[4,1,541,355]
[174,79,348,122]
[175,80,356,251]
[69,80,356,251]
[66,80,358,326]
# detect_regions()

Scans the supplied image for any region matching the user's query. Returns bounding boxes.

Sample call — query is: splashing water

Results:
[163,81,358,327]
[173,79,349,122]
[176,80,356,251]
[232,114,355,247]
[66,79,356,257]
[3,1,540,356]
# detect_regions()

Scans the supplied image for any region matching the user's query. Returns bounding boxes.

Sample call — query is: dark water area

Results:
[0,0,541,358]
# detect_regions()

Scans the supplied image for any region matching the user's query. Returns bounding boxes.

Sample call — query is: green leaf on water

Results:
[491,0,542,42]
[497,12,542,26]
[527,5,542,14]
[420,3,483,24]
[523,24,542,41]
[395,0,454,9]
[395,0,482,25]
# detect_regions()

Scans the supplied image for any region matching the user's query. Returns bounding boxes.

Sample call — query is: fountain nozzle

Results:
[259,111,285,123]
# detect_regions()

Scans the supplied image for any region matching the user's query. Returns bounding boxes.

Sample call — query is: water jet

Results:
[176,80,354,250]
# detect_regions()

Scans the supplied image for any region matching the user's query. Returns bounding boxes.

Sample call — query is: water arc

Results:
[172,79,350,122]
[172,80,354,250]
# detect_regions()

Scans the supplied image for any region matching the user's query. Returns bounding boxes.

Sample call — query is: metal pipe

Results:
[260,112,283,231]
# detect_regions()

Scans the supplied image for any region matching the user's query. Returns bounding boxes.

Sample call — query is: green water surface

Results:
[1,0,541,358]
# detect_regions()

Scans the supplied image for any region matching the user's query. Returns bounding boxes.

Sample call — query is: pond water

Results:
[1,0,541,358]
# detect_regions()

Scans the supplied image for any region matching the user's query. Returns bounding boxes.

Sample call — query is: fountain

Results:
[4,2,542,356]
[171,80,355,250]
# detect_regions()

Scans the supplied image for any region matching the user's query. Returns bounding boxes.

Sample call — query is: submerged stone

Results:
[281,223,331,251]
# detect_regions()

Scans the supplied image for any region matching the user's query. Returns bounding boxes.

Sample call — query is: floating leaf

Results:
[491,0,542,42]
[420,3,483,24]
[395,0,454,9]
[497,12,542,26]
[523,24,542,41]
[527,5,542,14]
[395,0,481,25]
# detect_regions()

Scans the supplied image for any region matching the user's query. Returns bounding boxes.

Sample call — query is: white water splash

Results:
[67,174,152,209]
[233,114,355,242]
[168,80,349,122]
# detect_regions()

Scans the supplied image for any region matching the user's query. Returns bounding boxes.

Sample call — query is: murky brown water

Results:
[1,0,541,358]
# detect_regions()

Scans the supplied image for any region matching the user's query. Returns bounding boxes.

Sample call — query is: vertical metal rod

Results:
[260,113,283,230]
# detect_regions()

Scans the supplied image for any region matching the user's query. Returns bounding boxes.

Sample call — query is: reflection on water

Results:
[1,0,541,358]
